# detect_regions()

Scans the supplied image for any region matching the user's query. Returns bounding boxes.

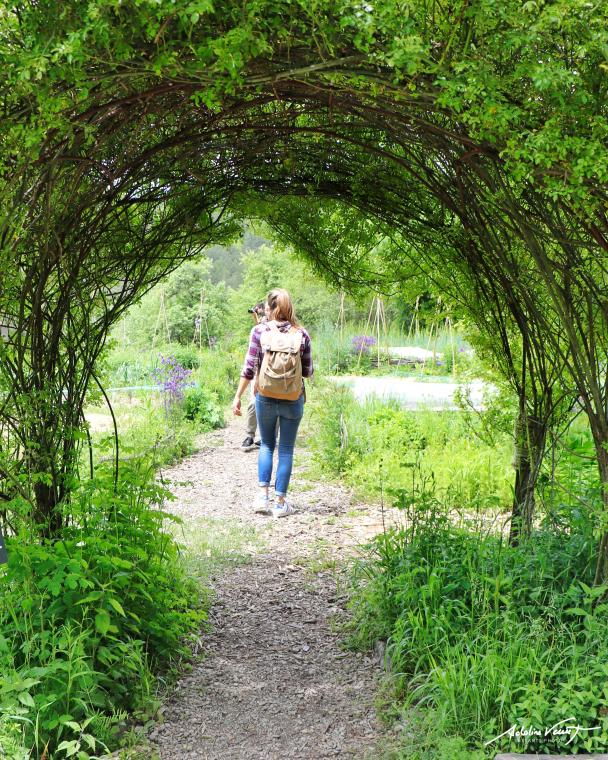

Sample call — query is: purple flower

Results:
[351,335,377,354]
[153,355,193,405]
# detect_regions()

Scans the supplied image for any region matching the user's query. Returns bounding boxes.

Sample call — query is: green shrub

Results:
[100,345,156,387]
[308,384,369,475]
[168,344,201,369]
[0,717,29,760]
[90,395,200,469]
[183,386,225,430]
[0,463,207,758]
[540,426,603,537]
[192,347,242,405]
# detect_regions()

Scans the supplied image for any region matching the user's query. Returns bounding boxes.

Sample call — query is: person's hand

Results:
[232,396,242,416]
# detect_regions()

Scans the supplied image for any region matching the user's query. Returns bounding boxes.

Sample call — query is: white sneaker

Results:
[271,501,295,518]
[253,494,271,514]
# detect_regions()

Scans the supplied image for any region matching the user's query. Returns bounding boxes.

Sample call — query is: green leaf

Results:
[76,591,103,605]
[107,598,126,617]
[95,610,111,635]
[57,741,79,757]
[17,692,35,708]
[82,734,96,750]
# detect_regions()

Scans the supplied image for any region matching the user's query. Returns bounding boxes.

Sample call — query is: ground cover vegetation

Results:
[308,384,513,513]
[305,379,608,757]
[2,0,608,757]
[0,326,224,756]
[348,511,607,758]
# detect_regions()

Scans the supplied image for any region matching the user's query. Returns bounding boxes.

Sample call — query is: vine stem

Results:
[92,372,119,496]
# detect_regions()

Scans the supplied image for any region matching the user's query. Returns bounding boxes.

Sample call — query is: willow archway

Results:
[2,0,608,576]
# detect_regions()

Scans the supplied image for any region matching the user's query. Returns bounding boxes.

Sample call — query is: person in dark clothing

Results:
[240,302,266,451]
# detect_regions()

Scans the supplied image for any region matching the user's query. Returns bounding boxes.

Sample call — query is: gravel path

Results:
[148,415,403,760]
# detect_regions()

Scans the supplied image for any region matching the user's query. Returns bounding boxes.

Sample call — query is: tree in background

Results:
[165,259,229,346]
[114,258,230,350]
[205,227,269,289]
[228,242,364,339]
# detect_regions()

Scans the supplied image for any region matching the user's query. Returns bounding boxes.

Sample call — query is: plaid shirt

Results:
[241,321,313,381]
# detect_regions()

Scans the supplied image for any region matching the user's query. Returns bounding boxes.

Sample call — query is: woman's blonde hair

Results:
[267,288,301,328]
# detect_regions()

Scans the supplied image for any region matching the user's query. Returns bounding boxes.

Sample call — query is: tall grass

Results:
[307,378,608,757]
[348,511,606,757]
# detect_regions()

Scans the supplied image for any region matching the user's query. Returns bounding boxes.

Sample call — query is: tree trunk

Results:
[28,404,82,539]
[33,479,62,538]
[509,408,547,546]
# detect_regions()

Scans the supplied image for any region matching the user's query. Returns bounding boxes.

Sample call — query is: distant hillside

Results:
[205,229,269,289]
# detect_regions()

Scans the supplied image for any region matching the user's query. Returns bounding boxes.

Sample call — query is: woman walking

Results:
[232,288,313,517]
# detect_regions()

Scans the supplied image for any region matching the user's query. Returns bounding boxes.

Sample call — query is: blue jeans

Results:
[255,394,305,497]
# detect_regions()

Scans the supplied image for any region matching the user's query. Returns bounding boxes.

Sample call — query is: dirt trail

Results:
[149,417,403,760]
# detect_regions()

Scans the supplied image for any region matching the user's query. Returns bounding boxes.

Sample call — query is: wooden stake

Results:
[447,316,456,377]
[358,296,375,368]
[152,289,171,347]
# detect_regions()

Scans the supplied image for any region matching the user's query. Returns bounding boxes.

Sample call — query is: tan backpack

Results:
[257,322,303,400]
